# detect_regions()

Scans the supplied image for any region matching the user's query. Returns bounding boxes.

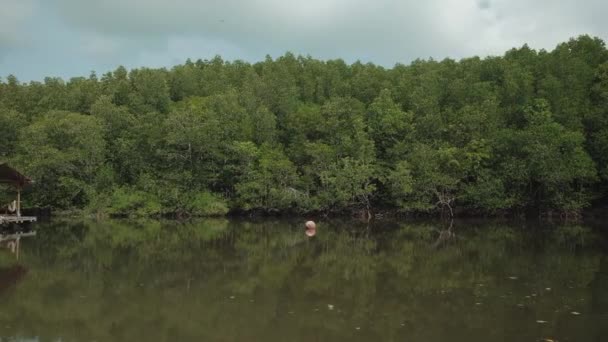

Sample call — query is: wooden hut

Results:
[0,163,36,225]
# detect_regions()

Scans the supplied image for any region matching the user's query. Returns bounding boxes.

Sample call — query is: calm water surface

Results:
[0,218,606,341]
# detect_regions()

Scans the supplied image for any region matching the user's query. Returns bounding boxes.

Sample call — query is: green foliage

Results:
[2,35,608,216]
[107,187,162,217]
[494,100,597,210]
[13,111,105,208]
[319,157,376,211]
[394,144,464,212]
[367,89,413,158]
[188,192,229,217]
[0,107,27,158]
[235,144,302,211]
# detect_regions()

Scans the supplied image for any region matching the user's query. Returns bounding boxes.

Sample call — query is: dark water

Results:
[0,218,606,342]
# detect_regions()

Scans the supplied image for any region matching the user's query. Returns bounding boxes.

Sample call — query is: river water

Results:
[0,218,606,341]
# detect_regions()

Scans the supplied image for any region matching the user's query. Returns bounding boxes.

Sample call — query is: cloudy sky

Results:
[1,0,607,81]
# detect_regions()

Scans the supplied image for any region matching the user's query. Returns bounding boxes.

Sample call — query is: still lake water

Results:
[0,218,606,341]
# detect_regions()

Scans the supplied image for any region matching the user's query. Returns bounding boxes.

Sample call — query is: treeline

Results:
[1,35,608,217]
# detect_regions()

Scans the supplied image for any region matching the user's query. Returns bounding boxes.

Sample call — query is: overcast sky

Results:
[1,0,607,81]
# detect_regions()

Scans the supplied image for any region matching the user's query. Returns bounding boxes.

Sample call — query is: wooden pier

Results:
[0,216,37,225]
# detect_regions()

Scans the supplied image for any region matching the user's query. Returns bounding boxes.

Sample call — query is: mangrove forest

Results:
[1,35,608,217]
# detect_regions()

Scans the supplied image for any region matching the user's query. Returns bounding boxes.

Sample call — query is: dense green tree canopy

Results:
[1,35,607,217]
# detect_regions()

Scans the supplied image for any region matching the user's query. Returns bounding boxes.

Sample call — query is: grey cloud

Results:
[50,0,467,64]
[50,0,608,66]
[3,0,608,80]
[0,0,35,48]
[476,0,608,51]
[478,0,491,10]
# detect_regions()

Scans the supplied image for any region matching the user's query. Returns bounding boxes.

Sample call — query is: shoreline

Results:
[39,205,608,222]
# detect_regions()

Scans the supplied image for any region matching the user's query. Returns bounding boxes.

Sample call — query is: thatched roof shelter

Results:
[0,163,32,188]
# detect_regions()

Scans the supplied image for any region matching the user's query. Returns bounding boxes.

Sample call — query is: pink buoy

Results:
[305,220,316,237]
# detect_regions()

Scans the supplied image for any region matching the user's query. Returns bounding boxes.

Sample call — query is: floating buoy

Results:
[305,221,317,237]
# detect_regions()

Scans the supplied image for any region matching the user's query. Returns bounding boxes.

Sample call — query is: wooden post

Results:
[17,186,21,217]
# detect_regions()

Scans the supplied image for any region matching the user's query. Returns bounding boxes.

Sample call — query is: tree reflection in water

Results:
[0,218,605,342]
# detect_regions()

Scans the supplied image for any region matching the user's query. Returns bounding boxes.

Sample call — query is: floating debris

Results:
[545,288,552,291]
[327,304,334,310]
[536,320,548,324]
[355,327,361,330]
[517,304,524,307]
[475,302,482,305]
[532,293,537,297]
[229,296,235,299]
[571,311,581,315]
[525,296,531,299]
[400,323,405,326]
[508,276,518,280]
[288,311,295,315]
[541,339,556,342]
